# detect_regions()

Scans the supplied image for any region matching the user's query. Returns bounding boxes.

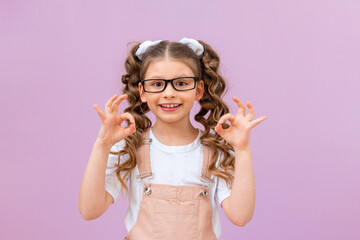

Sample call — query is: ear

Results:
[195,80,204,101]
[138,82,147,103]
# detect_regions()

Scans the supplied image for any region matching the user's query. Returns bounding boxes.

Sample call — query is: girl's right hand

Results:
[93,94,136,148]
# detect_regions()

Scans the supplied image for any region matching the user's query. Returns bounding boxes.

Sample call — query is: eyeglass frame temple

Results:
[139,77,199,93]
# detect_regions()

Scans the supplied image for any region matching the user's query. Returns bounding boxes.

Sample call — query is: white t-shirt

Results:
[105,128,234,240]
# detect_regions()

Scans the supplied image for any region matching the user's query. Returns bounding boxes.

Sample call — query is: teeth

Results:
[161,104,180,108]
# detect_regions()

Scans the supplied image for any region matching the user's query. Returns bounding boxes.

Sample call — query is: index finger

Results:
[105,94,119,113]
[233,96,246,116]
[112,94,128,113]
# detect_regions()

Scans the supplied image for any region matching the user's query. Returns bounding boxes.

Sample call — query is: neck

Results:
[151,118,199,146]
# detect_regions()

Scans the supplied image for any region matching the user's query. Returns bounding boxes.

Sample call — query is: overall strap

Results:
[201,145,214,183]
[136,127,152,180]
[136,128,214,184]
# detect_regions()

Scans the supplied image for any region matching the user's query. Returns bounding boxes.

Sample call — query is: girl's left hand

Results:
[214,96,268,150]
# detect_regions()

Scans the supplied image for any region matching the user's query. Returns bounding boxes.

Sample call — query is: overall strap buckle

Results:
[200,175,214,187]
[142,137,152,144]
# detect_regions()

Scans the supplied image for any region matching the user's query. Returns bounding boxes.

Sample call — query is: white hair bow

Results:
[178,37,204,56]
[134,40,163,61]
[135,37,204,61]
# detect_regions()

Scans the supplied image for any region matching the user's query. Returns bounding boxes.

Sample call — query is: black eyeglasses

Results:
[139,77,199,93]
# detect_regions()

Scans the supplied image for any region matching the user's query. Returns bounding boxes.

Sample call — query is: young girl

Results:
[79,37,267,240]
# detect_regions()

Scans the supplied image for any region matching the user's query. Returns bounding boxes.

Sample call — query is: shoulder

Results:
[215,146,235,165]
[110,139,127,152]
[108,139,129,164]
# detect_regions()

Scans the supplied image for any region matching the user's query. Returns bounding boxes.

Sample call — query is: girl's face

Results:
[138,59,204,125]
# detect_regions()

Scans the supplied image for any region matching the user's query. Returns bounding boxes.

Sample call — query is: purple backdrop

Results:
[0,0,359,239]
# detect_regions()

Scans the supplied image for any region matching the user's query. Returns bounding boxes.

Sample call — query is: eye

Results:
[176,81,188,86]
[150,81,164,87]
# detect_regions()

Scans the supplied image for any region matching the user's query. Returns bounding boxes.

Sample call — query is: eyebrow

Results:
[147,74,190,79]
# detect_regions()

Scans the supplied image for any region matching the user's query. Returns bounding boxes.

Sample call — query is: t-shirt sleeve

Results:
[105,139,130,204]
[215,149,235,208]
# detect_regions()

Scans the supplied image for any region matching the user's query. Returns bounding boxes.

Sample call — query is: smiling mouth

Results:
[159,104,182,108]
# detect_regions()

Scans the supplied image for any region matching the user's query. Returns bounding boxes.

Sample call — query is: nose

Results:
[162,81,177,97]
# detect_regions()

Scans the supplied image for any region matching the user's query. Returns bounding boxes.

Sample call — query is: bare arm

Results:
[78,94,136,220]
[214,97,267,226]
[222,146,255,226]
[78,140,113,220]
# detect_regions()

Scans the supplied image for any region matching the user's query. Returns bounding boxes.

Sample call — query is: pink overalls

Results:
[124,128,218,240]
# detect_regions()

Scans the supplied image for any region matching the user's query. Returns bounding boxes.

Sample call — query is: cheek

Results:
[146,96,158,106]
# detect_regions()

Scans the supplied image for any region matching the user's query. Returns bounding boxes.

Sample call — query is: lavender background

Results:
[1,1,359,239]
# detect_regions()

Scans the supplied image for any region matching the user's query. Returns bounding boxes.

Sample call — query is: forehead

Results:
[145,59,195,79]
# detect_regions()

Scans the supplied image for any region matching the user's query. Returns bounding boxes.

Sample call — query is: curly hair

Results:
[108,40,236,199]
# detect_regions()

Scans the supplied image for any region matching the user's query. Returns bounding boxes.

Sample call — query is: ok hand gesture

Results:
[93,94,136,148]
[214,97,268,150]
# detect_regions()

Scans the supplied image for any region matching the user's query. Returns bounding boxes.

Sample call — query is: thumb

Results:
[214,122,225,137]
[123,122,136,137]
[93,104,105,122]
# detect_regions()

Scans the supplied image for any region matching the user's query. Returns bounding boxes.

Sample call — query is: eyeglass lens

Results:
[143,77,195,92]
